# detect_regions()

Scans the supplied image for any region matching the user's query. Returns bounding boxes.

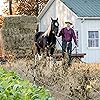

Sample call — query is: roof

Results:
[38,0,100,19]
[61,0,100,17]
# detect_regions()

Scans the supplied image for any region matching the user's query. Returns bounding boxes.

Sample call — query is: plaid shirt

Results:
[59,27,77,45]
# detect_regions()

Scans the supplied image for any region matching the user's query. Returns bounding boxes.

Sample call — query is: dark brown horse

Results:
[33,18,59,62]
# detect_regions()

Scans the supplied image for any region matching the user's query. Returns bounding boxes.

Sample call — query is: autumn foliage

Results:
[3,0,49,16]
[0,16,4,28]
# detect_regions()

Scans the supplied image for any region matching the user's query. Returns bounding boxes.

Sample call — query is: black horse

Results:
[34,18,59,59]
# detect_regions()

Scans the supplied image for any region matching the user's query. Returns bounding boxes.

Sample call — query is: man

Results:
[58,21,77,58]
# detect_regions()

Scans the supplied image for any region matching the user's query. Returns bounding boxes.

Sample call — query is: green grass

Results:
[0,66,53,100]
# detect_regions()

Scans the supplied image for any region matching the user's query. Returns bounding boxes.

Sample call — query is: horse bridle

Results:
[51,22,59,35]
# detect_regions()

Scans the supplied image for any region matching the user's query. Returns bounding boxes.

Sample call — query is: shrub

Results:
[0,66,53,100]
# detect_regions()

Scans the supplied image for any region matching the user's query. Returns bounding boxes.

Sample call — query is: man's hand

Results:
[57,33,60,37]
[75,45,78,48]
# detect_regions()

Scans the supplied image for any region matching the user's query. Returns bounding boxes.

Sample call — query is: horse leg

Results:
[34,41,42,60]
[37,47,42,60]
[50,47,55,56]
[46,48,49,57]
[34,46,38,66]
[49,47,55,67]
[42,37,49,57]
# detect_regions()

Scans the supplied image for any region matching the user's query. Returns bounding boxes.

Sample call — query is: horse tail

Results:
[34,32,39,42]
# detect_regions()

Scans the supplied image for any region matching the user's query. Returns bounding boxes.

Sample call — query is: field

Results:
[2,58,100,100]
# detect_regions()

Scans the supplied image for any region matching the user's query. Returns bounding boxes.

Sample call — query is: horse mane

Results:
[42,24,51,37]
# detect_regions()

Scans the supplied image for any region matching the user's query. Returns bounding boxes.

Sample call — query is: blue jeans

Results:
[62,40,72,58]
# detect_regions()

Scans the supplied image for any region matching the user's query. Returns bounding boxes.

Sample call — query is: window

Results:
[88,31,99,47]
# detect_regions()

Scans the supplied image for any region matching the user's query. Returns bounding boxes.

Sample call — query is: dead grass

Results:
[2,59,100,100]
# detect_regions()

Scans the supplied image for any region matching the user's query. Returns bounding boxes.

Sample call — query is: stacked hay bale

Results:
[1,15,37,59]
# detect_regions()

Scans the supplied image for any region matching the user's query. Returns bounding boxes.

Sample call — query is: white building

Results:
[38,0,100,63]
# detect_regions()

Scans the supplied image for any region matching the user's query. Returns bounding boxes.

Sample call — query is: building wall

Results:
[56,0,77,29]
[75,19,82,53]
[39,1,56,31]
[81,19,100,63]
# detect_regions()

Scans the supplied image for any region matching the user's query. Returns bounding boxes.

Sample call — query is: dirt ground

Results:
[2,59,100,100]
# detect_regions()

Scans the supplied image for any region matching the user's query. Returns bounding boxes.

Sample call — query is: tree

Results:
[9,0,12,15]
[17,0,49,16]
[3,0,18,15]
[3,0,49,16]
[0,15,4,28]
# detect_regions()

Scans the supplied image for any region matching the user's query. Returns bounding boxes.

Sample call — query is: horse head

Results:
[51,18,59,36]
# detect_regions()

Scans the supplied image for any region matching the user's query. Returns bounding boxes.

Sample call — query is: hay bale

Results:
[1,15,37,58]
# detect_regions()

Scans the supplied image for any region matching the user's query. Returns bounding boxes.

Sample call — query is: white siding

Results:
[82,20,100,63]
[73,19,83,53]
[39,1,56,31]
[56,0,77,30]
[56,0,79,50]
